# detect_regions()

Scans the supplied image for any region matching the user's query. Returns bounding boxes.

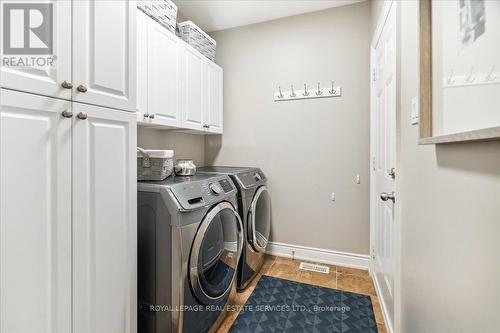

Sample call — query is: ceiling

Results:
[173,0,365,32]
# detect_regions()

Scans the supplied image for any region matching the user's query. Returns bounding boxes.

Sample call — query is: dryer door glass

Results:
[248,186,271,252]
[189,202,243,304]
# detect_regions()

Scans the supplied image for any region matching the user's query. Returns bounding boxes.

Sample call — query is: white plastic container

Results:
[138,0,178,34]
[137,148,174,181]
[178,20,216,61]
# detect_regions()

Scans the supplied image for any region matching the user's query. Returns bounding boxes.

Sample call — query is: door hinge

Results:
[371,249,376,260]
[372,156,376,171]
[372,70,377,82]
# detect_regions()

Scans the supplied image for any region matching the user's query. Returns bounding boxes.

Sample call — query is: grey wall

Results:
[206,1,372,255]
[137,128,206,167]
[371,1,500,331]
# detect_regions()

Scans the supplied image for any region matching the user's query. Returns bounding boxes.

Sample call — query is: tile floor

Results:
[217,255,387,333]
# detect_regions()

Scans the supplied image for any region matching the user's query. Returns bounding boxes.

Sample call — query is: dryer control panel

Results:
[236,170,266,189]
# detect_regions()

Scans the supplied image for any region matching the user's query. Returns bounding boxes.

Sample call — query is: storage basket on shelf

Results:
[137,0,178,34]
[178,21,216,61]
[137,148,174,181]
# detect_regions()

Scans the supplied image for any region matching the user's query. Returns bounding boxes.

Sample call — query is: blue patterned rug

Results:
[229,275,378,333]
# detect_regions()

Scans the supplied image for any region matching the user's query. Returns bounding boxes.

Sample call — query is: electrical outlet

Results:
[355,174,361,184]
[331,192,335,201]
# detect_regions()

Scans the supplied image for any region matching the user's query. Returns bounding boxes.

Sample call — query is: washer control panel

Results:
[209,182,223,195]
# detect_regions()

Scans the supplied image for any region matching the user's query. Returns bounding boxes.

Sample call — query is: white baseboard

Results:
[371,271,394,333]
[266,242,370,270]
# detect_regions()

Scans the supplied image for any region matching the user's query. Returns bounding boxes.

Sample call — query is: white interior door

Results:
[72,102,136,333]
[147,18,180,127]
[72,0,136,111]
[0,0,72,99]
[371,1,396,331]
[0,89,72,333]
[180,46,204,130]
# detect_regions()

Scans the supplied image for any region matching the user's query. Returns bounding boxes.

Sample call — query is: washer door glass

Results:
[248,186,271,252]
[190,202,243,304]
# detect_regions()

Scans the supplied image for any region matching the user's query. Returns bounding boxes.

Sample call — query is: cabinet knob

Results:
[143,113,150,118]
[77,112,88,120]
[61,110,73,118]
[77,84,88,93]
[61,81,73,89]
[149,114,155,119]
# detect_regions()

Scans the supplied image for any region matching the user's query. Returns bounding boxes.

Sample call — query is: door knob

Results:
[77,84,88,93]
[77,112,88,120]
[380,192,395,203]
[61,110,73,118]
[61,80,73,89]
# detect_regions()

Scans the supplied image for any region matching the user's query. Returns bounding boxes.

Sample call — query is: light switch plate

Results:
[411,96,419,125]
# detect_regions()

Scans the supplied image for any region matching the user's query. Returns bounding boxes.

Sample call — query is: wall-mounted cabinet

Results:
[0,0,136,112]
[136,10,223,134]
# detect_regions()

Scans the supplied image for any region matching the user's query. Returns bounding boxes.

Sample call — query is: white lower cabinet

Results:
[0,89,72,333]
[72,102,137,333]
[0,89,137,333]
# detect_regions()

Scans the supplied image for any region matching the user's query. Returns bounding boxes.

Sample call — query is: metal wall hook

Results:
[329,81,336,95]
[466,67,475,83]
[302,83,309,96]
[486,65,497,81]
[290,84,296,98]
[316,82,322,96]
[447,69,455,84]
[278,86,284,98]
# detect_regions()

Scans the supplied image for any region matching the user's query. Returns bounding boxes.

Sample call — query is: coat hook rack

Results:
[274,81,342,102]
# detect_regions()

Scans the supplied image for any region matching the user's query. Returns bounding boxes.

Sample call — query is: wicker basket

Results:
[138,0,177,34]
[178,21,216,61]
[137,148,174,181]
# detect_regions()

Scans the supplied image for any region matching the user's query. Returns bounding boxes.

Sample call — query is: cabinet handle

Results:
[61,81,73,89]
[149,114,155,119]
[77,112,88,120]
[61,110,73,118]
[77,84,88,93]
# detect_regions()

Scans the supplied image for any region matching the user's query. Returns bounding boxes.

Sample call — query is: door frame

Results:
[369,1,400,333]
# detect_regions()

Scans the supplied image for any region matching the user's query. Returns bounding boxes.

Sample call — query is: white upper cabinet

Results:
[0,1,72,100]
[136,10,149,120]
[0,89,72,333]
[147,17,180,127]
[136,10,223,134]
[180,45,205,131]
[205,61,223,134]
[72,0,137,111]
[72,102,136,333]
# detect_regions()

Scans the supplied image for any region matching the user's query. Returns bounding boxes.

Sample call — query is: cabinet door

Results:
[72,103,136,333]
[0,89,72,333]
[180,45,204,131]
[147,19,180,127]
[0,1,72,100]
[136,9,148,119]
[205,61,223,134]
[73,0,136,111]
